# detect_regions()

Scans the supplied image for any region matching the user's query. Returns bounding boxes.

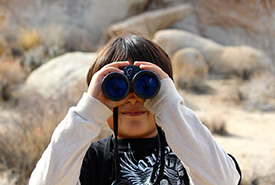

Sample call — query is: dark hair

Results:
[86,34,173,86]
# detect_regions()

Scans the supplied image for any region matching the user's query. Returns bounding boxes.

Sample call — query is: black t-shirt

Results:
[79,135,190,185]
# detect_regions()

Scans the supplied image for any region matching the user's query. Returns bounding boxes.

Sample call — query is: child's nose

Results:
[127,92,138,105]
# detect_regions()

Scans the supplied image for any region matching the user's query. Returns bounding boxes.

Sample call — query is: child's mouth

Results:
[121,111,146,116]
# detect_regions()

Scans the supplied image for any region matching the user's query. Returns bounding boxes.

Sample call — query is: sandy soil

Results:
[180,78,275,183]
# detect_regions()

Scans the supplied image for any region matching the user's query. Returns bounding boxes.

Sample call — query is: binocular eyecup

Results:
[101,65,160,101]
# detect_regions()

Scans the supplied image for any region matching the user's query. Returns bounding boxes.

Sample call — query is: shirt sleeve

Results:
[29,93,113,185]
[144,78,241,185]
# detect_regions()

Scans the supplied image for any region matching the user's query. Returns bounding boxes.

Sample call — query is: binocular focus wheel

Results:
[101,72,130,101]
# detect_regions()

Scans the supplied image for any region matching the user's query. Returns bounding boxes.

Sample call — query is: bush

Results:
[19,25,66,73]
[201,117,229,136]
[199,107,229,136]
[0,90,75,184]
[0,60,26,102]
[17,28,40,52]
[0,35,12,58]
[0,115,56,184]
[239,73,275,111]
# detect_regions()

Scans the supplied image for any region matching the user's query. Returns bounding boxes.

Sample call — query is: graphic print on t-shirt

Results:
[120,146,187,185]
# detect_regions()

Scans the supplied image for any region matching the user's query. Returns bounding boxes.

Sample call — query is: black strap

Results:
[99,135,112,185]
[113,107,120,183]
[150,126,165,184]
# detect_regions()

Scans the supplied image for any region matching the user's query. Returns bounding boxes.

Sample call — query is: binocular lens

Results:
[133,72,160,99]
[101,73,130,101]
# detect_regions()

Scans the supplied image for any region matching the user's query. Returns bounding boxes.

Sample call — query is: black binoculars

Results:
[101,65,161,101]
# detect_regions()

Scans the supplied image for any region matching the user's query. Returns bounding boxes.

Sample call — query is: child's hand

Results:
[87,61,130,109]
[134,61,169,80]
[87,61,169,109]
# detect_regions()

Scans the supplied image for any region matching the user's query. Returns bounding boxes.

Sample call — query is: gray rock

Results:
[154,29,273,78]
[23,52,97,100]
[154,29,223,63]
[1,0,151,51]
[171,8,201,35]
[106,4,191,39]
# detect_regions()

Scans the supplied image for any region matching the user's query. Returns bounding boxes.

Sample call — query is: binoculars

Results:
[101,65,160,101]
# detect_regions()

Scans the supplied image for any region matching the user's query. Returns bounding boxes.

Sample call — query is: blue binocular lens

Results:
[133,71,160,99]
[101,65,160,101]
[101,73,130,101]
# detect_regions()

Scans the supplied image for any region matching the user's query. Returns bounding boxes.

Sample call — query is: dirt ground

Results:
[180,78,275,184]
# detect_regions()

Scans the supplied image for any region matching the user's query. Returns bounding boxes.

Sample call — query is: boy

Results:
[29,34,241,185]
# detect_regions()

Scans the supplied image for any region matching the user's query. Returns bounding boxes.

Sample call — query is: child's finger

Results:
[134,61,169,80]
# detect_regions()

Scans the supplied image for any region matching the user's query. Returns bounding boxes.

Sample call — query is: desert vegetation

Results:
[0,90,78,184]
[0,0,274,184]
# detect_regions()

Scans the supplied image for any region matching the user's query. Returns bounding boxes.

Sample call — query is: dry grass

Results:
[0,89,76,184]
[199,105,229,136]
[0,114,56,184]
[17,28,40,52]
[0,60,26,85]
[239,73,275,111]
[0,60,26,101]
[0,36,11,58]
[18,25,66,73]
[201,116,229,136]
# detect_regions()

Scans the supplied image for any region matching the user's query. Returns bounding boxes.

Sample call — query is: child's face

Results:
[106,91,157,139]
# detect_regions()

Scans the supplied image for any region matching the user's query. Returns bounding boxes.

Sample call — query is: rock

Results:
[154,29,273,78]
[171,47,208,86]
[1,0,151,51]
[106,4,191,39]
[22,52,97,101]
[20,51,113,140]
[171,8,201,35]
[153,29,223,65]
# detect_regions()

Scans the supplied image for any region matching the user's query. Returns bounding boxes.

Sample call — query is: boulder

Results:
[154,29,273,78]
[171,47,208,86]
[105,4,191,39]
[20,52,113,142]
[22,52,97,101]
[153,29,223,65]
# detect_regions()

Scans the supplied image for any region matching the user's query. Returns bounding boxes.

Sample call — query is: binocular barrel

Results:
[101,65,160,101]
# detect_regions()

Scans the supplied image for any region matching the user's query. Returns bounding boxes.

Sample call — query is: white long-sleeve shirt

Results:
[29,78,240,185]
